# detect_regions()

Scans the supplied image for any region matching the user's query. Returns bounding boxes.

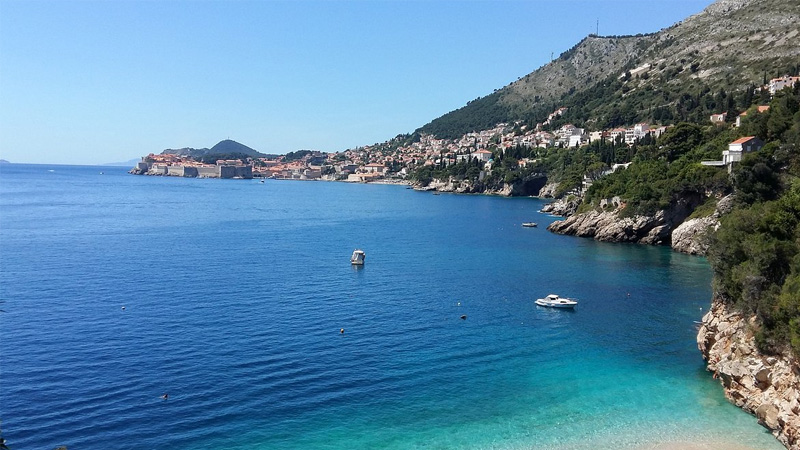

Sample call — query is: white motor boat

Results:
[350,249,366,265]
[535,294,577,309]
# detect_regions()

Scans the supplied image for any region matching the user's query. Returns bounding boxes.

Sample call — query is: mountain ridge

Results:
[412,0,799,141]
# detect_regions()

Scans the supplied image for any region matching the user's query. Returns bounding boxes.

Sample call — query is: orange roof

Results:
[731,136,758,144]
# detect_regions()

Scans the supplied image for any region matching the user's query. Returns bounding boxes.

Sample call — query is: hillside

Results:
[208,139,261,156]
[416,0,799,140]
[161,139,269,159]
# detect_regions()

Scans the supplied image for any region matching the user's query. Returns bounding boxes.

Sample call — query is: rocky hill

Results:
[416,0,799,140]
[161,139,270,159]
[419,34,655,139]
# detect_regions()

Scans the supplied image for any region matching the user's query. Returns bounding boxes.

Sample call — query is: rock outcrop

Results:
[545,193,736,254]
[420,178,476,194]
[671,216,717,255]
[698,298,800,449]
[547,209,674,244]
[539,196,580,217]
[546,193,702,246]
[537,182,560,199]
[670,194,735,254]
[413,175,547,197]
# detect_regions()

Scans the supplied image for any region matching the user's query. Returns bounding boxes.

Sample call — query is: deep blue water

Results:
[0,164,782,449]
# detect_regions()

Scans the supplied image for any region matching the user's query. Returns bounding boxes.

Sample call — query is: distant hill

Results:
[103,158,141,167]
[0,159,10,164]
[208,139,260,155]
[160,140,273,159]
[415,0,800,139]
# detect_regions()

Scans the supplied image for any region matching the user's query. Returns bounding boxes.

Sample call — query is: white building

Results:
[722,136,764,172]
[624,123,650,145]
[709,113,727,124]
[568,134,588,148]
[471,150,493,162]
[769,76,800,95]
[363,163,387,174]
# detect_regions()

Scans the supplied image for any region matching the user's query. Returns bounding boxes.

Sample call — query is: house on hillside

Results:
[608,128,626,143]
[769,76,800,95]
[624,123,649,145]
[735,106,770,127]
[709,113,727,124]
[722,136,764,172]
[568,134,588,148]
[471,150,493,163]
[589,130,608,143]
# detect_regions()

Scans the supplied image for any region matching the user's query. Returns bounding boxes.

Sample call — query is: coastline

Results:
[698,297,800,449]
[1,164,786,449]
[539,193,793,449]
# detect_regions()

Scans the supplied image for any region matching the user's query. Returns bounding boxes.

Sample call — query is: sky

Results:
[0,0,714,165]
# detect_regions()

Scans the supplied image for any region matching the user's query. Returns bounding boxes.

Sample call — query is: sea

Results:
[0,163,783,450]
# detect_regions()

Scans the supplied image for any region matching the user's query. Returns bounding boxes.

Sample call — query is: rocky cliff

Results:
[539,196,580,217]
[413,174,548,197]
[698,298,800,449]
[546,194,734,255]
[547,194,701,249]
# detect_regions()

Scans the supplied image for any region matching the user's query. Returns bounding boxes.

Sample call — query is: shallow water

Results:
[0,164,782,449]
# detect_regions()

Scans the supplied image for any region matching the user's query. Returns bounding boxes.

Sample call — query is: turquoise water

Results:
[0,164,782,449]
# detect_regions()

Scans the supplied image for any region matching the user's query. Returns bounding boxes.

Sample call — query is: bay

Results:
[0,164,781,449]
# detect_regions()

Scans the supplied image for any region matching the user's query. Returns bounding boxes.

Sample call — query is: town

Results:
[132,74,798,185]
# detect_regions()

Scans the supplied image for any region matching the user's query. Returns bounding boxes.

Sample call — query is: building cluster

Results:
[134,104,673,182]
[136,72,799,183]
[134,154,253,179]
[768,75,800,96]
[345,106,672,179]
[709,73,797,126]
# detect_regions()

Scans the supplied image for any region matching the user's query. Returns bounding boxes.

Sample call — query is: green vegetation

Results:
[567,86,800,356]
[208,139,263,157]
[283,150,314,162]
[584,123,732,215]
[707,86,800,355]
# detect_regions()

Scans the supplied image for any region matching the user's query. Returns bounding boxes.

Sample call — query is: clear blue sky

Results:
[0,0,713,165]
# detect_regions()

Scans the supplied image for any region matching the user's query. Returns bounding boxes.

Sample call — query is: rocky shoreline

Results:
[411,174,549,197]
[698,298,800,449]
[541,191,799,448]
[545,194,734,256]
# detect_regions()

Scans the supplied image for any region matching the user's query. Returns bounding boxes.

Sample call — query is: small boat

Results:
[350,249,366,265]
[535,294,577,309]
[522,222,537,228]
